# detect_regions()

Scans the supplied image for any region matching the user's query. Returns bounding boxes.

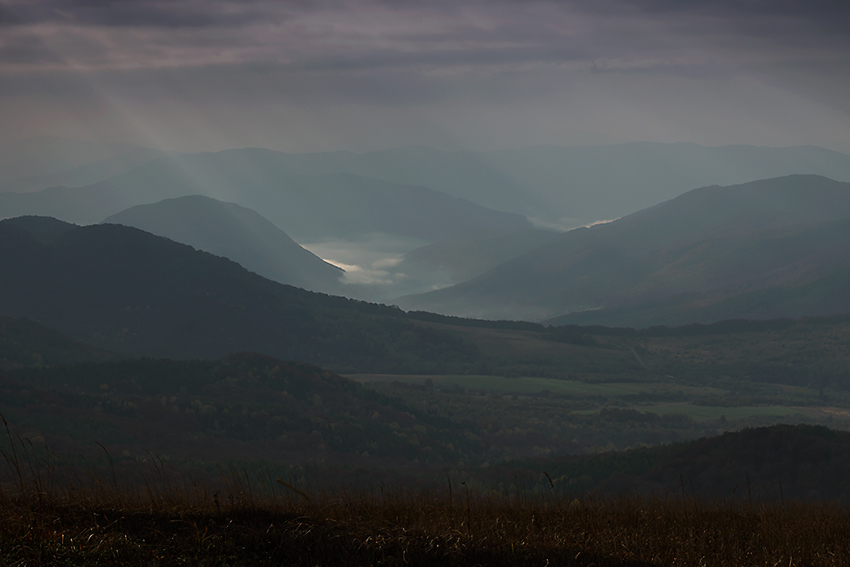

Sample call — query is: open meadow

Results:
[3,463,850,567]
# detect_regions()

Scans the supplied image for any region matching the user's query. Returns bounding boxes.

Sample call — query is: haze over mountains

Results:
[0,149,531,240]
[393,228,561,289]
[5,139,850,305]
[399,175,850,325]
[4,139,850,326]
[5,141,850,230]
[103,196,345,295]
[319,142,850,226]
[0,137,173,194]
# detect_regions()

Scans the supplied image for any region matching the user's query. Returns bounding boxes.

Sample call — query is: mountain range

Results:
[6,141,850,234]
[0,136,173,194]
[398,175,850,326]
[159,143,850,226]
[0,216,476,372]
[103,195,345,294]
[0,150,531,240]
[5,139,850,331]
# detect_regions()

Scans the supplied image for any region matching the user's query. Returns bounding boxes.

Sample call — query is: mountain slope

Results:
[395,228,561,288]
[398,175,850,324]
[0,150,532,240]
[175,143,850,226]
[498,425,850,502]
[0,316,115,369]
[103,196,344,294]
[0,217,475,372]
[8,141,850,234]
[0,353,475,471]
[130,143,850,226]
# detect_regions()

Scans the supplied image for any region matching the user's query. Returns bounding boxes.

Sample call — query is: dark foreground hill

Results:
[496,425,850,502]
[400,175,850,325]
[0,315,115,369]
[0,353,477,477]
[103,196,345,294]
[0,216,474,372]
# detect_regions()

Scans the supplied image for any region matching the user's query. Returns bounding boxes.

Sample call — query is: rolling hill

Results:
[0,353,475,473]
[103,196,345,294]
[0,315,115,369]
[495,425,850,502]
[0,216,476,373]
[397,175,850,325]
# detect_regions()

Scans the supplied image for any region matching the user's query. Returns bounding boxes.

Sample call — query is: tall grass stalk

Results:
[1,426,849,565]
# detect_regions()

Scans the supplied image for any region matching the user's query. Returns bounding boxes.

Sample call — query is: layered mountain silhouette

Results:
[398,175,850,325]
[282,142,850,226]
[171,143,850,226]
[0,216,476,372]
[103,196,344,294]
[6,142,850,235]
[0,136,171,193]
[0,150,531,240]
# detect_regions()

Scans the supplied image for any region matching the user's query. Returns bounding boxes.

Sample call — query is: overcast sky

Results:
[2,0,849,153]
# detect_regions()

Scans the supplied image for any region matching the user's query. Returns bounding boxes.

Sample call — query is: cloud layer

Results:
[2,0,849,152]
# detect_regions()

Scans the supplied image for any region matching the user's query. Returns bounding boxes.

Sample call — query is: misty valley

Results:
[3,138,850,565]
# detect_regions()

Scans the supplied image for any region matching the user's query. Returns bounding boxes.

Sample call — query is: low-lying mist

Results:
[299,233,453,302]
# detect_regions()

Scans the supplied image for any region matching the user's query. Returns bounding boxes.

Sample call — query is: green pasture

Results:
[573,403,807,422]
[346,373,725,397]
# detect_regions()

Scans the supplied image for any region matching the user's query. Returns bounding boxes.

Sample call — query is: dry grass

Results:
[2,423,850,565]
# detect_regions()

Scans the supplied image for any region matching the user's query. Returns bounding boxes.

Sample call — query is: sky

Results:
[2,0,850,153]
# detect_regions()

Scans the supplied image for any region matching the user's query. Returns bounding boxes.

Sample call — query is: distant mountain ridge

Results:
[218,142,850,225]
[0,151,532,240]
[0,136,172,193]
[103,196,345,294]
[5,141,850,234]
[183,142,850,226]
[398,175,850,325]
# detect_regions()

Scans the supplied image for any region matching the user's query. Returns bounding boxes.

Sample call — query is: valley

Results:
[3,3,850,562]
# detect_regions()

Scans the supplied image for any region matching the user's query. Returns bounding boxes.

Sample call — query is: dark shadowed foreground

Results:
[2,444,850,567]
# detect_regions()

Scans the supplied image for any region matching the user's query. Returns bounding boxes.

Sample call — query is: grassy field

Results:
[349,373,822,423]
[3,467,850,566]
[573,403,808,421]
[346,373,725,397]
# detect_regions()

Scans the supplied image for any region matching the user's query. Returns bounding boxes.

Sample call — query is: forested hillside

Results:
[0,217,475,372]
[400,175,850,325]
